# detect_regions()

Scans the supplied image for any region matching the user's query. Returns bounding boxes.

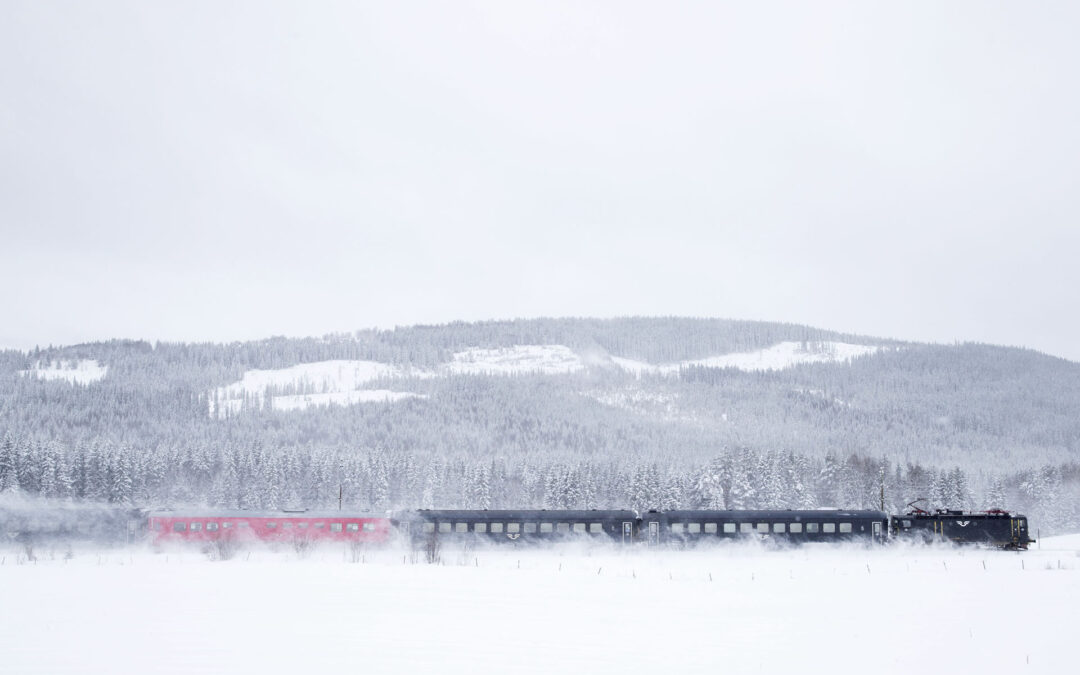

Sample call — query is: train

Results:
[1,503,1034,551]
[139,505,1034,550]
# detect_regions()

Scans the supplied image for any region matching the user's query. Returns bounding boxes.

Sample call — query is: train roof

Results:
[410,509,638,520]
[147,509,387,519]
[654,509,889,520]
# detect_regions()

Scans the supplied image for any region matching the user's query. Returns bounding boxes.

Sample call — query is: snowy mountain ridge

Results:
[208,340,881,417]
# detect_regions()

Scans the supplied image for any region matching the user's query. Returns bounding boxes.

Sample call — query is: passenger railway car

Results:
[891,508,1033,550]
[403,509,639,544]
[643,509,889,545]
[148,510,392,545]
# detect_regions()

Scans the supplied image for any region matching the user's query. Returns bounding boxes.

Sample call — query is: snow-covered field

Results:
[1,536,1075,674]
[17,359,107,385]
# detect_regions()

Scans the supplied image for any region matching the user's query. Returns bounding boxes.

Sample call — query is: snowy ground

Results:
[1,536,1075,674]
[17,359,107,385]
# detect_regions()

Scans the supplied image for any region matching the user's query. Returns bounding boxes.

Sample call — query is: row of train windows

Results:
[422,522,606,534]
[163,522,376,533]
[669,522,853,534]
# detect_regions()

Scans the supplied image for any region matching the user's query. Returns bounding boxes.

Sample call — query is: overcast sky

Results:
[2,1,1078,360]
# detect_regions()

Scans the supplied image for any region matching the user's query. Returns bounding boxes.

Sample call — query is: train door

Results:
[872,521,882,544]
[647,520,659,546]
[622,521,634,545]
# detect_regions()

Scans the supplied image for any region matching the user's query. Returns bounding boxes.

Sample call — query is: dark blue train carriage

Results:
[643,509,889,545]
[401,509,639,544]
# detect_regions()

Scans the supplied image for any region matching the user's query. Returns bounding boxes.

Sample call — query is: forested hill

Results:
[1,318,1078,531]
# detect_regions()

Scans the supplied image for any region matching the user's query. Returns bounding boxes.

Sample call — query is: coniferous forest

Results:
[1,318,1078,533]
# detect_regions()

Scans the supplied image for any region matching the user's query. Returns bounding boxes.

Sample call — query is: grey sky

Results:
[2,1,1078,360]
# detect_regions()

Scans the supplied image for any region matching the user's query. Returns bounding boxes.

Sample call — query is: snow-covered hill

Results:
[208,341,882,417]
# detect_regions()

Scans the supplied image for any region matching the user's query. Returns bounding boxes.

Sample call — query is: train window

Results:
[773,523,785,533]
[455,523,468,533]
[283,522,293,529]
[491,523,504,533]
[267,522,277,529]
[190,522,202,531]
[839,523,852,533]
[822,523,835,534]
[206,522,219,531]
[688,523,701,534]
[704,523,717,534]
[540,523,553,533]
[756,523,768,534]
[239,522,250,528]
[330,523,343,532]
[438,523,451,533]
[806,523,819,533]
[789,523,802,533]
[475,523,487,533]
[173,522,186,532]
[724,523,736,533]
[508,523,521,533]
[739,523,753,534]
[347,523,359,532]
[423,523,435,533]
[223,522,233,528]
[902,520,912,528]
[298,523,308,529]
[525,522,537,533]
[670,523,683,534]
[573,523,587,533]
[557,523,570,533]
[364,523,375,532]
[153,522,163,531]
[589,523,603,533]
[313,522,323,529]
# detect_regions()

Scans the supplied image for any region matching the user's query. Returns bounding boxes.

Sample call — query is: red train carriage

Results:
[148,510,391,545]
